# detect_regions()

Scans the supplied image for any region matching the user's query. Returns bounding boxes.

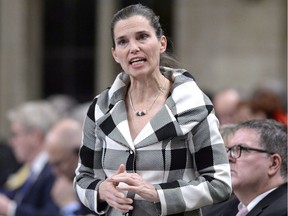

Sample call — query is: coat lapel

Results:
[97,67,213,150]
[247,183,287,216]
[98,99,134,149]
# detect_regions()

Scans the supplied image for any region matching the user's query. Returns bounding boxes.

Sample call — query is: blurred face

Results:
[227,128,272,194]
[9,121,35,163]
[112,15,167,78]
[47,145,78,180]
[213,90,240,124]
[45,135,78,180]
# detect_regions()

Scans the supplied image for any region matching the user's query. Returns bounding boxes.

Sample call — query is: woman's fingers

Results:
[115,164,126,175]
[107,194,133,212]
[98,165,134,212]
[110,173,159,202]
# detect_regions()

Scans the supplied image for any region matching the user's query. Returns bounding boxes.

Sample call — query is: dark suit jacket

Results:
[75,203,99,216]
[0,140,21,186]
[201,194,239,216]
[202,183,287,216]
[247,183,287,216]
[11,163,59,216]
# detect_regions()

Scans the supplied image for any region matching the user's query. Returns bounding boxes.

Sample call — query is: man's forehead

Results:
[230,128,259,146]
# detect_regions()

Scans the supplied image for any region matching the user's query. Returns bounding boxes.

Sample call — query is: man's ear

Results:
[112,47,119,63]
[268,154,282,176]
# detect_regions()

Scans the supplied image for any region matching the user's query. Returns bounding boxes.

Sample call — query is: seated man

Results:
[0,101,59,216]
[204,119,287,216]
[45,118,97,216]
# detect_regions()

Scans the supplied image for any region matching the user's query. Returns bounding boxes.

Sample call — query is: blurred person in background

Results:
[46,94,79,119]
[0,101,59,216]
[259,80,287,112]
[233,100,267,124]
[45,118,97,216]
[249,86,287,125]
[213,88,241,125]
[0,139,21,187]
[219,124,237,146]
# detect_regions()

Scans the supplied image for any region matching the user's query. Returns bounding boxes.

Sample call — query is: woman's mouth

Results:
[129,57,146,65]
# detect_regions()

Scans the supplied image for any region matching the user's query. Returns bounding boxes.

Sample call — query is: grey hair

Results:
[7,100,58,136]
[219,124,237,145]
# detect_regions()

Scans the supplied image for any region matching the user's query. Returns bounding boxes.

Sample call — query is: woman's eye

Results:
[116,39,127,46]
[139,33,149,40]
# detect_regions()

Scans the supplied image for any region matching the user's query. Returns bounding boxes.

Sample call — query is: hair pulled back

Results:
[111,4,162,48]
[111,4,179,68]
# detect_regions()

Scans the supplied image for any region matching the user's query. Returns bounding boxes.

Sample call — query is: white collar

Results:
[241,187,277,212]
[30,151,48,180]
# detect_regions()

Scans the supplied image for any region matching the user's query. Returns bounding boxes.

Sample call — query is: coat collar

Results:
[96,67,213,149]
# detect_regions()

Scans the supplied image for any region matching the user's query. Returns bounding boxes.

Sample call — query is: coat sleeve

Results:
[155,110,232,215]
[73,98,109,215]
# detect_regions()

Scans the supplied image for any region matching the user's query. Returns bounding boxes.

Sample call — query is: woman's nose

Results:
[129,41,140,53]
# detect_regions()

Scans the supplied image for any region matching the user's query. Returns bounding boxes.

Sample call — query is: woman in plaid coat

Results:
[74,4,232,216]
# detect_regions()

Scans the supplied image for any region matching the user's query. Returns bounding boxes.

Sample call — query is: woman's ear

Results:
[268,154,282,177]
[160,35,167,53]
[112,47,119,63]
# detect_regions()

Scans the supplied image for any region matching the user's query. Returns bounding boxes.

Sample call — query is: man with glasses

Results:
[227,119,287,216]
[210,119,287,216]
[203,119,287,216]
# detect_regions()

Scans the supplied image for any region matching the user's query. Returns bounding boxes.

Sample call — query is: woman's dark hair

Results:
[111,3,179,68]
[111,4,162,48]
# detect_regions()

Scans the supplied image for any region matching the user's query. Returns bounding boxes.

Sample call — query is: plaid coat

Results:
[74,67,232,216]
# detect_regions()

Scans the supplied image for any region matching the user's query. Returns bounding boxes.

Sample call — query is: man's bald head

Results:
[45,118,82,179]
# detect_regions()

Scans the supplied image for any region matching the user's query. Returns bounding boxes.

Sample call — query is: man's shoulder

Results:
[248,183,287,216]
[202,194,239,216]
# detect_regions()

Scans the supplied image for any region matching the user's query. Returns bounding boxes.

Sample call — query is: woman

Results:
[74,4,231,216]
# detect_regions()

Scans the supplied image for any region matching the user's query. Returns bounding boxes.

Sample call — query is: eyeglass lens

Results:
[226,146,241,159]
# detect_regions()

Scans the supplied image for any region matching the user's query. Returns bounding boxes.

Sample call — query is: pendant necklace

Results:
[129,77,166,117]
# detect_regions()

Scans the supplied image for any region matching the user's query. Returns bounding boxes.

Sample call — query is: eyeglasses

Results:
[226,144,274,159]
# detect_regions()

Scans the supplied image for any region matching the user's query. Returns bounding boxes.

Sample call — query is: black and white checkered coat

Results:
[74,67,232,216]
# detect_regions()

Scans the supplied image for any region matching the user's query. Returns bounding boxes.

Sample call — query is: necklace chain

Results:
[129,77,166,117]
